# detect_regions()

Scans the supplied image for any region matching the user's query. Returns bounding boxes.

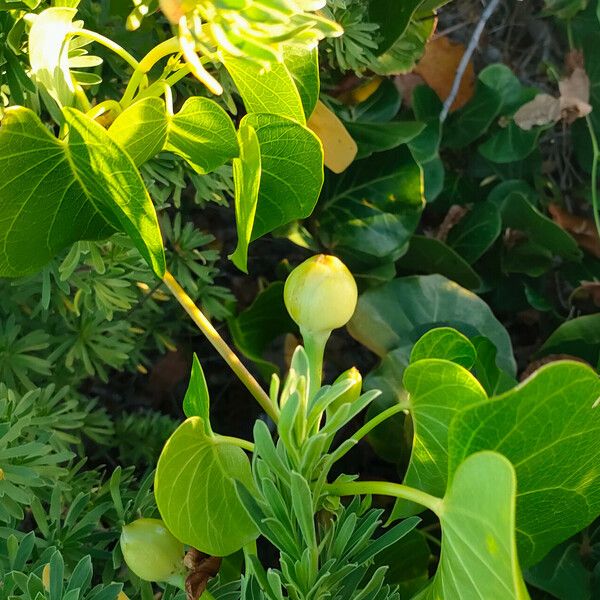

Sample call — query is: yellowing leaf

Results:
[307,100,357,173]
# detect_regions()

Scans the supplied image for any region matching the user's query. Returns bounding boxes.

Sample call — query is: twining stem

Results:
[586,115,600,237]
[162,271,279,422]
[326,481,443,515]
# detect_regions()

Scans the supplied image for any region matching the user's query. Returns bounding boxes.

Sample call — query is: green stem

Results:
[86,99,122,122]
[73,29,140,71]
[162,271,279,422]
[331,402,407,463]
[122,37,181,107]
[302,328,329,401]
[586,115,600,237]
[214,434,255,452]
[326,481,442,515]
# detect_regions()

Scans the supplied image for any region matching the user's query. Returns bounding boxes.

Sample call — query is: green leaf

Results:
[391,359,487,518]
[471,336,517,396]
[410,327,476,368]
[228,282,298,380]
[222,55,306,124]
[478,63,531,114]
[243,113,324,241]
[344,120,425,159]
[230,122,261,273]
[28,7,77,108]
[367,0,425,55]
[449,361,600,567]
[396,235,483,290]
[414,452,529,600]
[539,314,600,367]
[164,97,239,174]
[525,539,592,600]
[155,417,258,556]
[0,106,165,277]
[108,97,169,166]
[442,78,503,149]
[348,274,516,375]
[499,192,581,261]
[369,15,435,76]
[283,45,320,118]
[317,147,424,268]
[64,108,166,277]
[446,202,502,264]
[479,122,544,164]
[182,354,212,435]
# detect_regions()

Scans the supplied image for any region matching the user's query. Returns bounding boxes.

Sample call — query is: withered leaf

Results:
[184,549,222,600]
[513,94,561,131]
[548,203,600,258]
[558,67,592,124]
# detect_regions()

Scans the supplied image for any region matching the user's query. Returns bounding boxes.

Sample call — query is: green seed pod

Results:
[329,367,362,414]
[284,254,358,335]
[120,518,184,582]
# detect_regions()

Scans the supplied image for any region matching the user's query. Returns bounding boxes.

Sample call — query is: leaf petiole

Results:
[162,271,279,422]
[326,481,443,515]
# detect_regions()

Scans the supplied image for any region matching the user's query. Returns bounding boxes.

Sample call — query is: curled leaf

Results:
[513,94,561,131]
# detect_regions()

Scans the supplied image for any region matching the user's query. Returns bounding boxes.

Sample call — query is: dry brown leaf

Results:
[570,281,600,310]
[414,36,475,112]
[548,203,600,258]
[513,94,561,130]
[307,100,358,174]
[558,67,592,124]
[394,72,426,107]
[184,549,221,600]
[436,204,469,241]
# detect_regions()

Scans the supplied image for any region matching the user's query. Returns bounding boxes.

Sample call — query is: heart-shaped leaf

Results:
[0,106,165,277]
[155,417,258,557]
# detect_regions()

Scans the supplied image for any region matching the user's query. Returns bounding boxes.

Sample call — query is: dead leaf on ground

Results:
[414,36,475,112]
[514,94,561,130]
[436,204,469,241]
[184,549,222,600]
[548,203,600,258]
[394,72,426,107]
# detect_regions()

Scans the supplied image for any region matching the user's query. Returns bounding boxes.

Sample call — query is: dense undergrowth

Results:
[0,0,599,598]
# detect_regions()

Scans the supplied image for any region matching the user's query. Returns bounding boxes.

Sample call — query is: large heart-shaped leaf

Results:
[391,359,488,518]
[242,113,324,241]
[449,361,600,567]
[316,147,424,269]
[155,417,258,557]
[414,452,529,599]
[222,55,305,124]
[348,274,516,375]
[0,106,165,277]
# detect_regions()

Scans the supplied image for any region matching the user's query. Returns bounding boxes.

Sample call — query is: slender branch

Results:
[162,271,279,422]
[586,115,600,237]
[326,480,443,515]
[439,0,502,122]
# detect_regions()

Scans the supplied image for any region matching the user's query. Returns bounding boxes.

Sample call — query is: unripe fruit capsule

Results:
[284,254,358,335]
[120,518,184,582]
